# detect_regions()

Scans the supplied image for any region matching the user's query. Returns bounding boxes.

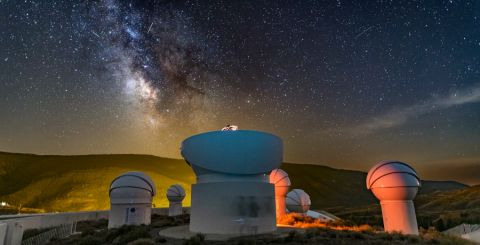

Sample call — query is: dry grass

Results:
[277,213,375,231]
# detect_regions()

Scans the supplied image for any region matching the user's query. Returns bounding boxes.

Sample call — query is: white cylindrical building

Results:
[108,171,156,228]
[166,184,186,216]
[286,189,311,216]
[181,130,283,235]
[269,169,291,218]
[367,161,421,235]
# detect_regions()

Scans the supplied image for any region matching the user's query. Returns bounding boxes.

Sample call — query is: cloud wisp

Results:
[321,85,480,138]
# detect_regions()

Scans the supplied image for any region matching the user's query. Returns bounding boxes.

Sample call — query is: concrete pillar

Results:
[0,223,7,245]
[4,220,24,245]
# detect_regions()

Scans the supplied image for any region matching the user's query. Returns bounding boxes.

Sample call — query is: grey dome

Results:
[109,171,156,196]
[166,184,186,202]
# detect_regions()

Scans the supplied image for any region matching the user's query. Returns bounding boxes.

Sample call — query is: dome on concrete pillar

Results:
[367,161,421,201]
[109,171,156,204]
[286,189,311,214]
[166,184,186,202]
[270,169,291,196]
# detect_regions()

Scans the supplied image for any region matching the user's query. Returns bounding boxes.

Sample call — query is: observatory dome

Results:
[367,161,421,200]
[270,169,291,196]
[166,184,186,202]
[181,130,283,175]
[286,189,311,214]
[109,171,156,204]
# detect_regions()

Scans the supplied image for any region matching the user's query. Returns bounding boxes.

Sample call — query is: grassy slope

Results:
[0,152,468,213]
[0,152,195,212]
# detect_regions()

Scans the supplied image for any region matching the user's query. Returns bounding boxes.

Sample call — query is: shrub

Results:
[379,232,393,241]
[151,219,173,228]
[80,235,103,245]
[406,235,420,243]
[126,238,154,245]
[154,236,167,243]
[352,231,365,239]
[183,233,206,245]
[81,228,96,237]
[105,225,151,245]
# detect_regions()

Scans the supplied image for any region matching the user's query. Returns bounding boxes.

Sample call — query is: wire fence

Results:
[21,222,77,245]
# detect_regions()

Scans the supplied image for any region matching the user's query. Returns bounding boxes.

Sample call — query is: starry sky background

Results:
[1,0,480,184]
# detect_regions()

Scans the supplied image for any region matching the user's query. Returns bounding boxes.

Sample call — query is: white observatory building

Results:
[286,189,311,216]
[108,171,156,228]
[367,161,421,235]
[269,169,291,218]
[166,184,186,216]
[181,130,283,235]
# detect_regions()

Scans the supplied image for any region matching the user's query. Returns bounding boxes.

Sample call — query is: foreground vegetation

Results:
[20,213,476,245]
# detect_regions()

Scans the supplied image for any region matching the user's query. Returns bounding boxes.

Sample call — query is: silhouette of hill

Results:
[0,152,468,213]
[281,163,468,210]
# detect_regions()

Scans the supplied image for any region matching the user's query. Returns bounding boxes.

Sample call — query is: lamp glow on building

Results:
[108,171,156,228]
[367,161,421,235]
[286,189,311,216]
[166,184,186,216]
[269,169,291,218]
[181,130,283,235]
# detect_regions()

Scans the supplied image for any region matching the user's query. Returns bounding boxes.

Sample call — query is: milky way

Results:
[1,0,480,184]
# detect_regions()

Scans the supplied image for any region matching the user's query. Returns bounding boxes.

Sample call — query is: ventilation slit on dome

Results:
[172,185,182,196]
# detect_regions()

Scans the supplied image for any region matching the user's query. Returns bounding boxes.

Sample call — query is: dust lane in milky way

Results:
[0,0,479,184]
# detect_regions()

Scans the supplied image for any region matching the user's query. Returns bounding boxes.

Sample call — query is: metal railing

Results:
[21,222,77,245]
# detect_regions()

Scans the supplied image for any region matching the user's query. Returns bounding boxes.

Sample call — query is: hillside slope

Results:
[281,163,468,209]
[0,152,468,213]
[0,152,195,212]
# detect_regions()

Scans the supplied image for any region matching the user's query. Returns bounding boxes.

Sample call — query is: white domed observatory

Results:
[108,171,156,228]
[367,161,421,235]
[286,189,311,216]
[181,130,283,235]
[166,184,186,216]
[269,169,291,218]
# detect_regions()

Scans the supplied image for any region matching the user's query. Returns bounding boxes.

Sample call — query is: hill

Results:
[0,152,195,213]
[0,152,468,213]
[282,163,467,210]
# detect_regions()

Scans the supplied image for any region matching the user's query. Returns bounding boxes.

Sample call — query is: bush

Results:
[352,231,365,239]
[154,236,167,243]
[379,232,393,241]
[151,219,173,228]
[80,235,103,245]
[81,228,96,237]
[183,233,206,245]
[104,225,151,245]
[126,238,154,245]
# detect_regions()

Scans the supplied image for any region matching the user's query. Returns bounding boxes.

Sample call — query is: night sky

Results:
[1,0,479,184]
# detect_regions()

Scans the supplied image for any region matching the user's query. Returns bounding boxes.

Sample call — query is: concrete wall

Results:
[462,229,480,242]
[0,207,190,244]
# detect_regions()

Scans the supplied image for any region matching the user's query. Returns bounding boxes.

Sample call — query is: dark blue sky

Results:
[1,0,479,184]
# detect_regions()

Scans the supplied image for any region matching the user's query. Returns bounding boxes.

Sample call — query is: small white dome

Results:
[286,189,311,214]
[366,161,421,189]
[166,184,186,202]
[270,169,291,196]
[110,171,156,196]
